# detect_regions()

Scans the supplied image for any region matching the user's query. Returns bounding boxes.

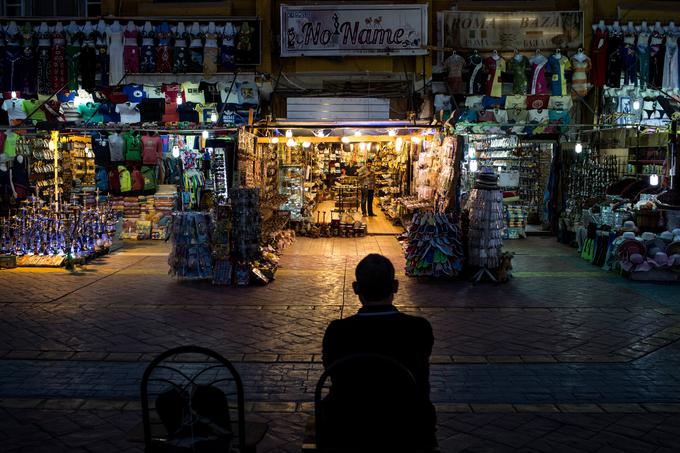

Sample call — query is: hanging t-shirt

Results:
[123,131,142,161]
[22,99,47,122]
[528,109,549,123]
[123,84,147,103]
[177,102,200,122]
[118,166,132,192]
[108,133,126,161]
[3,131,19,158]
[131,167,144,191]
[60,101,81,122]
[162,83,180,122]
[141,135,163,165]
[181,81,205,104]
[195,103,218,123]
[218,81,240,104]
[526,94,550,110]
[199,81,221,103]
[235,80,258,105]
[98,103,121,123]
[91,132,111,165]
[547,95,573,111]
[77,102,103,123]
[2,99,27,122]
[143,84,165,99]
[138,98,164,122]
[505,95,527,110]
[217,104,247,126]
[116,102,141,123]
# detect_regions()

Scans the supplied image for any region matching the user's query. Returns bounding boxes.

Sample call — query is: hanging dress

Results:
[203,31,219,77]
[547,54,571,96]
[483,56,505,97]
[140,29,156,73]
[443,53,465,95]
[663,36,679,90]
[173,30,190,73]
[155,23,173,73]
[529,56,549,94]
[65,31,82,91]
[465,54,485,95]
[605,31,623,88]
[506,55,529,94]
[123,28,140,74]
[590,28,608,87]
[649,31,665,88]
[96,31,109,87]
[80,32,97,91]
[622,33,637,86]
[189,32,204,73]
[570,55,592,97]
[108,28,124,84]
[637,33,651,89]
[36,31,51,95]
[220,22,236,72]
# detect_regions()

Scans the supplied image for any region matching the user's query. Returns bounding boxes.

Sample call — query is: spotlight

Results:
[650,174,659,186]
[575,143,583,154]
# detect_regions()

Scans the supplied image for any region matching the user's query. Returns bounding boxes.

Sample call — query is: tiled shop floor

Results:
[1,236,680,450]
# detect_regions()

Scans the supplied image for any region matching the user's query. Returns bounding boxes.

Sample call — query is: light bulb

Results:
[354,130,361,136]
[650,174,659,186]
[210,112,218,123]
[302,141,311,148]
[285,129,293,138]
[271,137,279,144]
[48,141,55,151]
[575,143,583,154]
[341,136,351,144]
[176,96,183,105]
[469,160,478,172]
[388,129,397,137]
[395,137,403,149]
[202,130,209,139]
[411,136,421,144]
[85,146,92,158]
[287,138,296,147]
[467,146,476,158]
[10,91,17,99]
[172,145,180,158]
[633,100,641,110]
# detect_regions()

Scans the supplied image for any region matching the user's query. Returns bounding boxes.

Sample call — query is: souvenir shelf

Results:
[61,135,95,196]
[279,165,304,220]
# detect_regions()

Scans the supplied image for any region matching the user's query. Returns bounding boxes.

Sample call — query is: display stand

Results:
[467,170,504,283]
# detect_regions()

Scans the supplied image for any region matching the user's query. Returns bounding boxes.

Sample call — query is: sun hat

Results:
[622,231,636,240]
[651,252,670,267]
[660,231,674,242]
[629,253,652,272]
[618,239,647,259]
[621,221,637,232]
[641,232,656,241]
[666,241,680,257]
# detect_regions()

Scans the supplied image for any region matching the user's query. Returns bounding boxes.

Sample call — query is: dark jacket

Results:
[321,305,436,448]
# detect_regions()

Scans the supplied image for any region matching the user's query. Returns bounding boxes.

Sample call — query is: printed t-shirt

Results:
[218,81,240,104]
[123,84,146,103]
[177,102,199,122]
[98,103,120,122]
[77,102,103,123]
[2,99,27,122]
[199,81,221,103]
[22,99,47,122]
[162,83,180,122]
[143,85,165,99]
[181,82,205,104]
[236,81,258,105]
[3,132,19,158]
[195,103,218,123]
[141,135,163,165]
[108,133,126,161]
[123,132,142,161]
[116,102,141,123]
[60,102,81,122]
[91,132,111,165]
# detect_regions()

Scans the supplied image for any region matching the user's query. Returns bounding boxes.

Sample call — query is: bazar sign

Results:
[281,4,428,56]
[438,11,583,52]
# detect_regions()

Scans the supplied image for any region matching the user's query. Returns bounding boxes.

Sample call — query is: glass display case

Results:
[279,165,304,220]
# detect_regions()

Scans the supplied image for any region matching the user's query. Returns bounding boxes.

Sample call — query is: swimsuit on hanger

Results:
[590,28,608,87]
[570,55,592,96]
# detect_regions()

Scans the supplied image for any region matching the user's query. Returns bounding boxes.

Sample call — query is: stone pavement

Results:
[1,236,680,451]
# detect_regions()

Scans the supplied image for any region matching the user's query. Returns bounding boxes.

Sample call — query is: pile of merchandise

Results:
[610,223,680,282]
[403,211,464,278]
[168,212,213,280]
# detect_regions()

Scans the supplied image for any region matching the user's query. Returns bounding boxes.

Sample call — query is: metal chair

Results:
[310,353,437,452]
[140,345,267,453]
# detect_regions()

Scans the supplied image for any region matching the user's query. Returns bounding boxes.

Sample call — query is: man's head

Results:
[352,254,399,305]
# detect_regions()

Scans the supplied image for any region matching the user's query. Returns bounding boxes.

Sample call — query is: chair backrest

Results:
[140,345,246,452]
[314,353,422,450]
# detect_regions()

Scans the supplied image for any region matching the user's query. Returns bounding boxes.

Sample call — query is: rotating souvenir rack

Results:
[0,197,117,267]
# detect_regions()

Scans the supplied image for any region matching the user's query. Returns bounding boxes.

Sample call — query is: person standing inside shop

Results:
[321,254,436,449]
[358,160,376,216]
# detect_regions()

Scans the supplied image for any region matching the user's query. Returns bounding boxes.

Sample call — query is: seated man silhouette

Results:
[321,254,436,451]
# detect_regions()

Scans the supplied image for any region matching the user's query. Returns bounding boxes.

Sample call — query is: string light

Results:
[285,129,293,138]
[271,137,279,144]
[172,145,180,158]
[650,174,659,186]
[575,143,583,154]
